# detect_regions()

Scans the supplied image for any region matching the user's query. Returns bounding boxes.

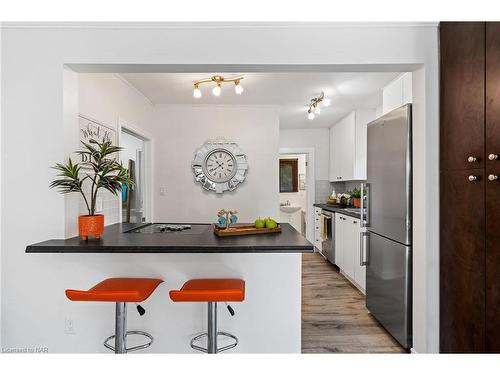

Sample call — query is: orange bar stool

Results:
[66,278,163,354]
[169,278,245,354]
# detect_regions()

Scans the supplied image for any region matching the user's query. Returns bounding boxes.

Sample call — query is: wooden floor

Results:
[302,252,406,353]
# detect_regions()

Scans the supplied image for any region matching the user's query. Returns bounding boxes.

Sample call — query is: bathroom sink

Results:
[280,205,301,213]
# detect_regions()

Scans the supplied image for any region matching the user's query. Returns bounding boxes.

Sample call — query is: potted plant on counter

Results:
[350,188,362,208]
[50,139,132,240]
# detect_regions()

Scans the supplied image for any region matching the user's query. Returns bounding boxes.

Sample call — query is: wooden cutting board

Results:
[213,223,282,237]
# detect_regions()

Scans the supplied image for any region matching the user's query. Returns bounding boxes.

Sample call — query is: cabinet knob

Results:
[488,174,498,181]
[468,175,479,182]
[489,154,499,161]
[467,156,478,163]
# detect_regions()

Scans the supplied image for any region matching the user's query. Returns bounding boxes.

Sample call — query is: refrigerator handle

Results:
[360,232,369,266]
[360,183,370,227]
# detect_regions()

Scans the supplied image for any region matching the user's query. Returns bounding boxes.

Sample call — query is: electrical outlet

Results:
[65,318,75,335]
[95,197,103,212]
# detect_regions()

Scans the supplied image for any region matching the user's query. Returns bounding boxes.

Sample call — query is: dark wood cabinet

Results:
[486,23,500,168]
[486,167,500,352]
[485,23,500,353]
[440,169,485,353]
[440,22,500,353]
[440,22,485,171]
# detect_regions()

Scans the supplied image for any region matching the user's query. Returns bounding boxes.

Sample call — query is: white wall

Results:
[280,128,330,181]
[77,74,154,227]
[152,105,280,223]
[1,23,439,353]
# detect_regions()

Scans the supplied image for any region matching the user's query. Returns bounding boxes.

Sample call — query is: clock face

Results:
[192,140,248,194]
[204,149,237,183]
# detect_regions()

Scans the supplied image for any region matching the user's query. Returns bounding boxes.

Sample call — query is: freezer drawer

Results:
[366,231,412,349]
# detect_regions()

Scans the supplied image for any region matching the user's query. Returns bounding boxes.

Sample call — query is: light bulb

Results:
[235,82,244,95]
[193,86,202,98]
[212,84,221,96]
[314,106,321,114]
[308,111,315,120]
[322,98,331,106]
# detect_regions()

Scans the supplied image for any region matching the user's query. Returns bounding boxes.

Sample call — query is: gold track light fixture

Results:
[307,91,331,120]
[193,75,245,98]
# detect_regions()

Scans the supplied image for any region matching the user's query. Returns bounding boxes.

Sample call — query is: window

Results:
[279,159,298,193]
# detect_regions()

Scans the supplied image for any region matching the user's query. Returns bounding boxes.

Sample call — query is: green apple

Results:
[255,218,266,228]
[265,218,278,229]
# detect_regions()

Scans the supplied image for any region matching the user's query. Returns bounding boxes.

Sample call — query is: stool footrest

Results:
[104,330,153,353]
[190,331,238,353]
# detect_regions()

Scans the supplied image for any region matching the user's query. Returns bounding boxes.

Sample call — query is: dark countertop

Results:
[25,222,313,254]
[313,204,362,219]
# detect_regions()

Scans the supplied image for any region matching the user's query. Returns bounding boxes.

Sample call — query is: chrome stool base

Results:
[104,330,154,353]
[190,331,238,353]
[189,302,239,354]
[104,302,153,354]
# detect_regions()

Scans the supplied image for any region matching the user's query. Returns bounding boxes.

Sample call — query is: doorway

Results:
[120,126,151,223]
[279,148,315,242]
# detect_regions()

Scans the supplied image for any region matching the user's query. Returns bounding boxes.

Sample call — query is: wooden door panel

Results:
[440,22,485,171]
[486,167,500,352]
[486,23,500,169]
[440,169,485,352]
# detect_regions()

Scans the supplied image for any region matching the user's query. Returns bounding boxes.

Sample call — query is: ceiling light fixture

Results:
[193,84,202,98]
[193,75,245,98]
[307,91,330,120]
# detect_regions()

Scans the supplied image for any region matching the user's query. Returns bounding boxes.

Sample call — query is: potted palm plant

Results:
[50,139,132,240]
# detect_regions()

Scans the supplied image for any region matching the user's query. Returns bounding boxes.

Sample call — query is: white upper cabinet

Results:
[382,72,413,115]
[329,109,375,181]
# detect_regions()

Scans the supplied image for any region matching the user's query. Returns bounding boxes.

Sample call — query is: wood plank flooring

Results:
[302,252,406,353]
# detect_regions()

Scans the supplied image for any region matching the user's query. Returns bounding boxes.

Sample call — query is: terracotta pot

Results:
[79,215,104,240]
[352,198,361,208]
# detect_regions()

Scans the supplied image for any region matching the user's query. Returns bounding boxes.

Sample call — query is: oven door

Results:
[320,212,333,262]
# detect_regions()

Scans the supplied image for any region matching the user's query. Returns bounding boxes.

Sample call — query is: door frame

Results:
[279,147,315,243]
[118,117,154,223]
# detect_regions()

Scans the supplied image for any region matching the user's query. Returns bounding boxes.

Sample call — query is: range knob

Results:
[489,154,499,161]
[468,175,479,182]
[488,174,498,181]
[467,156,478,163]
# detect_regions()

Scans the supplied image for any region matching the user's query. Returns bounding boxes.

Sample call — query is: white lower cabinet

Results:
[314,207,322,251]
[334,213,365,293]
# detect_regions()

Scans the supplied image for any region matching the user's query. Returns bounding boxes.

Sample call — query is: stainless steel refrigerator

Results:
[362,104,412,349]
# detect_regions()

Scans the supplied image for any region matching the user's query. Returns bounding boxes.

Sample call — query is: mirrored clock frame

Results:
[192,139,248,194]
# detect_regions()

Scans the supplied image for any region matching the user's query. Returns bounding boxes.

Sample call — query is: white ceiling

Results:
[120,72,400,129]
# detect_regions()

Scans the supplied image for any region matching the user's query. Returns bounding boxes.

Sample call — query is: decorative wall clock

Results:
[192,138,248,194]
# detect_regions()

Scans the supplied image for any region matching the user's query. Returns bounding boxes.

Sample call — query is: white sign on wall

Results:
[78,114,117,163]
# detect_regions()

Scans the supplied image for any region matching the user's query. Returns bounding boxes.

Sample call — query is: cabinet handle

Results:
[488,174,498,181]
[467,156,478,163]
[489,154,499,161]
[468,175,479,182]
